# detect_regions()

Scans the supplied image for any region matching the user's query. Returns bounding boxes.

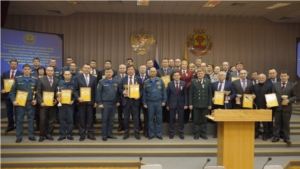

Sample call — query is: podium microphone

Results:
[202,158,211,169]
[262,157,272,169]
[246,96,258,109]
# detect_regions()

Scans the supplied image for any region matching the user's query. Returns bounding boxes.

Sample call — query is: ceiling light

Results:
[137,0,150,6]
[266,3,291,9]
[67,0,81,5]
[203,0,222,8]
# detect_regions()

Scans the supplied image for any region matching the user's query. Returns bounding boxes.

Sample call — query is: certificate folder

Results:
[160,75,170,88]
[214,91,224,105]
[4,79,15,92]
[242,94,253,109]
[16,90,28,106]
[43,91,54,106]
[265,93,279,107]
[129,84,140,99]
[61,89,72,104]
[80,87,91,102]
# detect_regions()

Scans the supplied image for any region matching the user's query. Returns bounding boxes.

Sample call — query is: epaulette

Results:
[16,75,22,78]
[99,78,105,82]
[144,79,149,82]
[31,76,38,79]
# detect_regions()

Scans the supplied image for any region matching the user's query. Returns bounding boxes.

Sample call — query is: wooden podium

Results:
[206,109,272,169]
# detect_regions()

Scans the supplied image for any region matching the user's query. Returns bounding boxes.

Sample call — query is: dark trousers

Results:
[78,104,94,136]
[5,99,15,129]
[183,109,190,123]
[255,122,269,136]
[117,103,124,128]
[123,99,140,135]
[193,107,208,136]
[162,105,169,123]
[169,107,184,135]
[101,102,116,138]
[274,111,292,140]
[73,102,79,126]
[58,105,74,138]
[141,106,149,135]
[39,106,56,137]
[15,101,35,139]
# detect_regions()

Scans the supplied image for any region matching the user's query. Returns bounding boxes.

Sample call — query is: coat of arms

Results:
[130,29,155,56]
[187,29,213,56]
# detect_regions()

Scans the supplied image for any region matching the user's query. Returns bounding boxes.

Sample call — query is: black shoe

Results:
[79,136,85,141]
[144,132,149,138]
[200,135,208,140]
[5,127,15,133]
[267,134,273,139]
[28,137,36,141]
[139,126,144,131]
[272,137,280,142]
[156,136,163,140]
[46,135,54,140]
[135,135,141,140]
[102,137,107,141]
[194,135,199,140]
[67,137,74,140]
[74,124,79,129]
[35,127,39,131]
[16,138,22,143]
[88,135,96,140]
[107,135,117,139]
[123,134,129,140]
[262,136,267,141]
[56,120,60,124]
[39,137,45,142]
[284,139,291,145]
[179,135,185,140]
[213,135,217,138]
[255,134,259,139]
[58,137,66,141]
[169,135,174,139]
[148,136,154,140]
[117,126,124,132]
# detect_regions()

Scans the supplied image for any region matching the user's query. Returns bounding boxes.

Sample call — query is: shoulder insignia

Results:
[16,75,22,78]
[204,80,206,82]
[144,79,149,82]
[60,71,62,75]
[100,79,105,81]
[97,84,99,88]
[31,76,37,79]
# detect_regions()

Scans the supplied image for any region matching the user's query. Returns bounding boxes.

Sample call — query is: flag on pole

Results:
[183,43,188,62]
[154,43,160,69]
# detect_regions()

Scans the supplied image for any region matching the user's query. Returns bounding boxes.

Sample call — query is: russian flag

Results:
[154,43,160,69]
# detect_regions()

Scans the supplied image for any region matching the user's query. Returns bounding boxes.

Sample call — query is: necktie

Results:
[218,82,223,91]
[49,77,53,87]
[164,69,167,75]
[242,80,246,91]
[176,82,179,92]
[282,83,286,92]
[11,70,15,79]
[254,80,257,85]
[130,76,132,84]
[141,75,144,83]
[93,69,95,74]
[85,75,89,86]
[272,80,276,84]
[183,70,186,75]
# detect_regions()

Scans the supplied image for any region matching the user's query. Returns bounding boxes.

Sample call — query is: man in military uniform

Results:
[96,68,120,141]
[189,69,212,140]
[57,70,75,141]
[142,67,167,140]
[60,57,79,80]
[9,64,38,143]
[31,57,41,77]
[69,62,79,128]
[49,59,61,80]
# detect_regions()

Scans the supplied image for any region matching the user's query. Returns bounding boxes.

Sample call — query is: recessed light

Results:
[203,0,222,8]
[266,3,291,9]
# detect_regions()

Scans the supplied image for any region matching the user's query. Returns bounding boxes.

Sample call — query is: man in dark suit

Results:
[272,70,297,145]
[168,59,175,70]
[1,59,23,132]
[253,74,272,141]
[126,58,139,76]
[113,64,127,132]
[146,59,154,75]
[139,65,150,138]
[157,58,173,123]
[36,66,59,142]
[232,70,255,109]
[189,69,212,140]
[222,61,231,81]
[166,71,188,139]
[265,68,281,138]
[90,60,100,123]
[212,71,236,138]
[229,62,250,81]
[179,60,193,123]
[119,65,143,140]
[98,60,117,80]
[74,63,98,141]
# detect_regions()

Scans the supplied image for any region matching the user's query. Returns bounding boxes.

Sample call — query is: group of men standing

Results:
[1,57,297,145]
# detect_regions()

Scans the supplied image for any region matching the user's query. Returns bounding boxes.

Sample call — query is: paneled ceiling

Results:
[7,1,300,23]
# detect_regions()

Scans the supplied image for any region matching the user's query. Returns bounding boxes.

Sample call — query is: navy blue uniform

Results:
[96,78,120,139]
[142,77,167,138]
[57,80,75,139]
[53,67,61,80]
[9,75,37,139]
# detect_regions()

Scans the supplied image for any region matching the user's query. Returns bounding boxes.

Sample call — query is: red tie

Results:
[11,70,15,79]
[282,83,286,92]
[176,82,179,92]
[130,76,132,84]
